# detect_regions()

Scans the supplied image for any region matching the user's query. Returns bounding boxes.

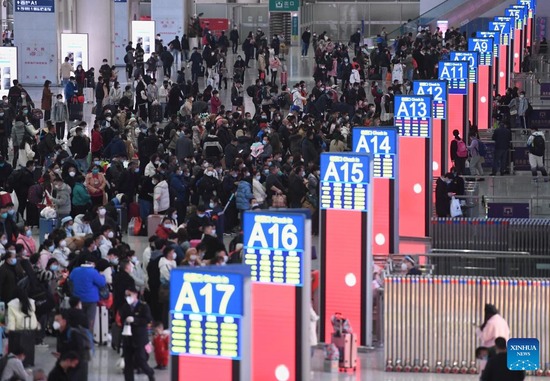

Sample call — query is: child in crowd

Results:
[152,321,170,370]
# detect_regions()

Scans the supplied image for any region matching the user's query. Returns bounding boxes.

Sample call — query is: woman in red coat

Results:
[155,217,173,239]
[91,120,103,158]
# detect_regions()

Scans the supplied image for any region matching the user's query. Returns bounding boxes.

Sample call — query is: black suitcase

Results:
[8,329,36,366]
[69,102,83,121]
[150,104,163,123]
[117,206,128,233]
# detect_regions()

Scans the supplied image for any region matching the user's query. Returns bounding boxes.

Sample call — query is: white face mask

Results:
[107,231,114,239]
[99,208,106,216]
[401,263,408,271]
[190,254,197,261]
[53,321,61,331]
[60,240,67,248]
[0,239,6,246]
[125,296,134,305]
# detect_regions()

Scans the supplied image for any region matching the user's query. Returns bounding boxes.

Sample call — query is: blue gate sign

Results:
[320,153,370,212]
[477,31,500,58]
[15,0,54,12]
[438,61,468,95]
[506,7,525,29]
[243,211,305,286]
[413,81,448,120]
[394,95,433,138]
[451,52,479,83]
[170,267,246,359]
[352,127,398,179]
[489,21,512,45]
[469,38,494,66]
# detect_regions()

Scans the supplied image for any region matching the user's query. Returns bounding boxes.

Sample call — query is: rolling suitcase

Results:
[331,332,357,370]
[8,316,35,366]
[69,102,83,121]
[111,322,122,351]
[93,306,109,345]
[150,103,163,123]
[39,218,58,243]
[281,70,287,85]
[84,87,94,103]
[117,206,128,233]
[147,214,163,237]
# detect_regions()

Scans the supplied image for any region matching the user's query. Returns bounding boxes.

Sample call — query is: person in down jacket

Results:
[236,176,254,212]
[153,174,170,215]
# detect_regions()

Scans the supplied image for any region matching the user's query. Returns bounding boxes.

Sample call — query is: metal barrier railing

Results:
[431,217,550,254]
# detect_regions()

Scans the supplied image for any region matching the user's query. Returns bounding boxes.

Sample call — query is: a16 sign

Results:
[244,213,304,251]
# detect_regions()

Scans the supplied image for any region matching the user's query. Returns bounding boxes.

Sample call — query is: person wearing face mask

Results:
[119,285,155,381]
[16,225,36,256]
[46,176,72,222]
[52,311,91,381]
[181,247,201,267]
[159,247,177,286]
[112,259,136,314]
[85,165,107,206]
[154,217,173,240]
[0,250,24,305]
[127,251,146,293]
[197,164,221,206]
[70,126,90,174]
[186,205,210,240]
[401,255,421,275]
[52,236,71,269]
[37,239,55,269]
[152,174,170,216]
[169,167,189,226]
[89,205,116,235]
[435,172,454,217]
[97,227,115,259]
[7,287,38,367]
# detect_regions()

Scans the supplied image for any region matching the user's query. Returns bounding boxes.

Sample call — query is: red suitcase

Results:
[331,333,357,370]
[281,71,288,85]
[129,202,140,219]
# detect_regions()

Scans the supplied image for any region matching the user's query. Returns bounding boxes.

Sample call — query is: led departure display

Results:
[438,61,468,95]
[352,127,397,179]
[170,269,244,359]
[243,212,304,286]
[320,153,370,211]
[469,38,494,66]
[394,95,432,137]
[413,80,448,120]
[451,52,479,83]
[477,31,500,58]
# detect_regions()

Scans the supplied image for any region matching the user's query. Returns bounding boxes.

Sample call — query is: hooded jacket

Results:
[153,180,170,213]
[51,183,72,215]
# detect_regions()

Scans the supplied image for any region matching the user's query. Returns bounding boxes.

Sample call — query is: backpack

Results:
[531,135,545,156]
[0,355,15,377]
[477,139,487,157]
[6,169,23,193]
[246,85,255,97]
[277,94,288,109]
[67,326,94,361]
[261,86,270,101]
[456,140,468,158]
[124,54,129,64]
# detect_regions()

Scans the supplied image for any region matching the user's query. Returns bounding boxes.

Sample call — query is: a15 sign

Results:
[321,153,370,185]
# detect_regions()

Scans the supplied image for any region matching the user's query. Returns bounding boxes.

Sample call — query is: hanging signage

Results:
[394,95,433,138]
[269,0,299,12]
[413,80,448,120]
[60,34,89,71]
[438,61,468,95]
[0,47,17,97]
[490,21,512,45]
[469,37,494,66]
[131,20,156,61]
[15,0,54,12]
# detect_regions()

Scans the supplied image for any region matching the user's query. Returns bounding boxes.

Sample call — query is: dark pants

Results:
[123,339,154,381]
[81,302,97,330]
[44,109,51,121]
[56,122,65,140]
[174,200,187,226]
[492,149,508,175]
[232,41,238,54]
[0,136,8,159]
[164,65,171,78]
[126,64,133,79]
[69,360,88,381]
[453,157,466,175]
[191,70,199,83]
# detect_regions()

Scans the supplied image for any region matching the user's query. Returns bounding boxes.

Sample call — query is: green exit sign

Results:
[269,0,299,12]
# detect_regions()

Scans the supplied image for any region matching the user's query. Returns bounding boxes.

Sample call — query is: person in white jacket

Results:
[129,251,146,292]
[53,237,71,269]
[159,247,177,284]
[291,86,307,111]
[8,288,38,332]
[16,135,35,169]
[144,155,160,177]
[73,213,93,237]
[153,174,170,214]
[349,68,361,85]
[252,172,267,206]
[109,81,123,105]
[158,81,171,121]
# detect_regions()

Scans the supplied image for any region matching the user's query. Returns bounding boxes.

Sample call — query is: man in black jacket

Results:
[119,285,155,381]
[70,126,90,173]
[160,46,174,78]
[112,260,136,315]
[53,311,89,381]
[481,337,525,381]
[230,26,239,54]
[301,28,311,57]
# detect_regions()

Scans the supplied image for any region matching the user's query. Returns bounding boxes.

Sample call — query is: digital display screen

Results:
[510,4,528,24]
[170,269,244,359]
[394,95,432,138]
[243,212,304,286]
[451,52,479,83]
[320,153,370,212]
[489,21,511,45]
[477,31,500,57]
[506,7,524,29]
[469,38,494,66]
[518,0,534,18]
[413,80,448,119]
[352,127,397,179]
[438,61,468,95]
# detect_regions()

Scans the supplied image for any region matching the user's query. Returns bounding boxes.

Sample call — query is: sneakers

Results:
[36,341,49,348]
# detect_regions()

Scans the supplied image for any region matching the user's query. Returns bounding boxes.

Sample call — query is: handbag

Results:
[272,194,287,208]
[450,197,463,218]
[510,109,518,115]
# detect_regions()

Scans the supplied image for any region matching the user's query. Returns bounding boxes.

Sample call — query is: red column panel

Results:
[499,45,509,95]
[372,178,390,255]
[178,357,234,381]
[478,65,491,130]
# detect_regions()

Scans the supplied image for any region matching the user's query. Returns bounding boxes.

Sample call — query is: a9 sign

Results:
[469,38,493,54]
[394,95,431,118]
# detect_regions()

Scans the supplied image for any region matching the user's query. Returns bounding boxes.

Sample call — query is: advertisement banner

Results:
[60,34,89,70]
[200,19,229,38]
[21,43,55,83]
[114,1,129,66]
[131,21,155,61]
[0,48,17,96]
[157,18,183,43]
[529,110,550,129]
[513,146,531,171]
[536,17,547,41]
